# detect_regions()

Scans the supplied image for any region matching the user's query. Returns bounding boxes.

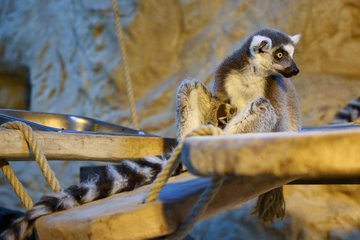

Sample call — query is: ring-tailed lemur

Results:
[177,28,302,223]
[177,28,301,137]
[1,28,301,240]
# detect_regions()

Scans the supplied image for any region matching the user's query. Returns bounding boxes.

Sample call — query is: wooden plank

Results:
[181,128,360,177]
[0,129,176,161]
[36,173,297,240]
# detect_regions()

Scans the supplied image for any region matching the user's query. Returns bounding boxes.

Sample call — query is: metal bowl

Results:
[0,109,151,136]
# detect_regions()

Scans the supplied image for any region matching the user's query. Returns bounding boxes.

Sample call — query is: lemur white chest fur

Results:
[224,69,268,111]
[224,44,295,110]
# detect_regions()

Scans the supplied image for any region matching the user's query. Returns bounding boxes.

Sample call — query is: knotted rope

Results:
[111,0,140,129]
[0,121,61,208]
[146,125,223,202]
[146,125,224,240]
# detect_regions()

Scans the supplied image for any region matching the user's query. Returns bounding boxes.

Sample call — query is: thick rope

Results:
[146,125,224,202]
[0,159,34,209]
[111,0,140,129]
[1,121,61,192]
[146,125,224,240]
[166,177,224,240]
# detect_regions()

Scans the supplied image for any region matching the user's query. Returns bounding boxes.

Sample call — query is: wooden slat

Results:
[36,173,297,240]
[181,128,360,177]
[0,129,176,161]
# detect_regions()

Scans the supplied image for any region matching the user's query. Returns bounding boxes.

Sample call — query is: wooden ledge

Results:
[181,127,360,177]
[0,129,176,161]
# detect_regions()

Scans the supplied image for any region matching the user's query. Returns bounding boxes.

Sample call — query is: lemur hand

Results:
[224,97,277,134]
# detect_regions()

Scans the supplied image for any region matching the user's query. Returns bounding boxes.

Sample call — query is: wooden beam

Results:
[181,128,360,177]
[0,129,176,161]
[36,173,297,240]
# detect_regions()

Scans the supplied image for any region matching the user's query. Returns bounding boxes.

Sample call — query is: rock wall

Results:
[0,0,360,239]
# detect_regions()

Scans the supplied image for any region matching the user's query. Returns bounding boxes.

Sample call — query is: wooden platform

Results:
[181,125,360,178]
[34,124,360,239]
[1,124,360,239]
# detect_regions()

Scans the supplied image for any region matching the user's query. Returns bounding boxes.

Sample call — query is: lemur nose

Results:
[293,67,299,75]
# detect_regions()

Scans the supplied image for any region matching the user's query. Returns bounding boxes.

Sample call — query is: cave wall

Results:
[0,0,360,239]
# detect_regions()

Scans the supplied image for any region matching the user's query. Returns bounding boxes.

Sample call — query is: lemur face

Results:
[249,31,301,78]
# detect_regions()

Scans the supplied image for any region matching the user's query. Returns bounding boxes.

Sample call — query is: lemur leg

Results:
[176,79,213,141]
[224,97,277,134]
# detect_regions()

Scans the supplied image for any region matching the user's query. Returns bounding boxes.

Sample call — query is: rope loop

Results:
[146,125,224,203]
[1,121,61,195]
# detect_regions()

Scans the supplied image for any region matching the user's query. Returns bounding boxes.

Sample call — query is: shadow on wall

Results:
[0,62,31,110]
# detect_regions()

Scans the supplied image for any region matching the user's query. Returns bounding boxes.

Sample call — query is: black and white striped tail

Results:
[0,156,169,240]
[331,97,360,124]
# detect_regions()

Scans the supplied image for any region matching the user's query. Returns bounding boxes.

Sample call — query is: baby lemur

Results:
[1,29,301,240]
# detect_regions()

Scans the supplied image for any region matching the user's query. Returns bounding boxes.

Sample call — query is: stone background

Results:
[0,0,360,239]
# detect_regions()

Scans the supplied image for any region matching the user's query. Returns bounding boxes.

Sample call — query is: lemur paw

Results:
[224,97,277,134]
[251,96,277,122]
[250,97,273,114]
[248,97,277,132]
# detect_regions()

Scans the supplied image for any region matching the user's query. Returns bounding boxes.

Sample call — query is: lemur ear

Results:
[290,34,301,45]
[250,35,272,56]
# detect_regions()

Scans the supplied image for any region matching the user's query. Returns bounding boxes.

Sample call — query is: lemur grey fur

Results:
[1,28,301,240]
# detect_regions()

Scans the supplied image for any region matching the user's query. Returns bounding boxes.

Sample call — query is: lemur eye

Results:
[276,52,283,59]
